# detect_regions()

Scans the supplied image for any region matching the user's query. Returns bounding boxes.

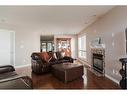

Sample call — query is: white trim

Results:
[78,58,119,84]
[78,58,91,67]
[15,64,31,69]
[12,31,15,67]
[0,30,15,67]
[105,74,119,84]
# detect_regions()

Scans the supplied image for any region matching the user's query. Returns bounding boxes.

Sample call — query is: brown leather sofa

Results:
[31,52,74,74]
[0,65,32,89]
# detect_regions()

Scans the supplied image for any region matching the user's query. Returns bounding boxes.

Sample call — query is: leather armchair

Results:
[0,65,32,89]
[0,65,15,74]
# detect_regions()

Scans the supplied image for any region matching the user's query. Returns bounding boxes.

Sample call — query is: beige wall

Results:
[15,31,78,67]
[79,6,127,83]
[15,32,78,67]
[0,25,41,67]
[0,23,78,67]
[15,29,40,67]
[1,6,126,83]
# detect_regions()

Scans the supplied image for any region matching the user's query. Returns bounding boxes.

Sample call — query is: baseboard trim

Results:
[78,58,91,68]
[15,64,31,69]
[105,74,119,84]
[78,58,119,85]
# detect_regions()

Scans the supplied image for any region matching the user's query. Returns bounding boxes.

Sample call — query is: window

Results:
[41,42,46,52]
[78,35,86,59]
[47,42,52,52]
[41,42,53,52]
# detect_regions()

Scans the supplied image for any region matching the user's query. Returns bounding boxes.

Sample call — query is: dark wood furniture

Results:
[119,58,127,89]
[56,38,71,57]
[52,63,84,83]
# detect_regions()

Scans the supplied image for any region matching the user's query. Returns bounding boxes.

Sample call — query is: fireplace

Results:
[93,53,103,73]
[91,48,105,74]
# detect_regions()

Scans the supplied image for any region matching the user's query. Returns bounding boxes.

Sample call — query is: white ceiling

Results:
[0,6,114,35]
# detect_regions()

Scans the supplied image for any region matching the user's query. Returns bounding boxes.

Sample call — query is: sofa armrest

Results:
[31,53,40,60]
[63,56,74,63]
[31,59,51,74]
[0,65,15,74]
[31,58,48,64]
[0,75,32,89]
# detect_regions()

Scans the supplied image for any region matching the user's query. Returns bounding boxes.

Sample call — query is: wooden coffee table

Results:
[52,63,84,83]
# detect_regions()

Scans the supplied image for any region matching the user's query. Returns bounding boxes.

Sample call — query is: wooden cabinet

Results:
[56,38,71,57]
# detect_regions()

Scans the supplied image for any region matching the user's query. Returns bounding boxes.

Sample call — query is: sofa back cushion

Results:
[55,52,63,59]
[53,53,57,59]
[31,53,40,60]
[39,52,51,63]
[31,52,65,62]
[0,65,15,74]
[48,52,57,61]
[31,52,51,63]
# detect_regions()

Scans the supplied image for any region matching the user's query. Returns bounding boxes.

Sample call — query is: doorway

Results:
[0,29,15,66]
[40,35,54,52]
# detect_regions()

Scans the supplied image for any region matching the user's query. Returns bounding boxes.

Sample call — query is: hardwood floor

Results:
[16,65,120,89]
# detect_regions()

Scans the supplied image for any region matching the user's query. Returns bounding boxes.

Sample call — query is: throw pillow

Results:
[48,57,53,62]
[53,53,57,59]
[61,52,65,58]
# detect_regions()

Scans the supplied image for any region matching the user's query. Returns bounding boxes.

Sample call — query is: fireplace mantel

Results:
[91,48,105,56]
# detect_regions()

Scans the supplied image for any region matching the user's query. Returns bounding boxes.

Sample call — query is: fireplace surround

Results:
[91,48,105,74]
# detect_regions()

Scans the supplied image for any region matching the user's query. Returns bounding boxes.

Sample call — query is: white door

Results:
[0,30,15,66]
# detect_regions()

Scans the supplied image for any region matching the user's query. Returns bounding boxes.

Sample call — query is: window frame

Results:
[78,34,87,59]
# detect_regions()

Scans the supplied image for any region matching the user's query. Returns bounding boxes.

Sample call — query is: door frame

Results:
[0,29,15,66]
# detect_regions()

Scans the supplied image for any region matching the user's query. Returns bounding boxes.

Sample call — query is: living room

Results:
[0,1,127,93]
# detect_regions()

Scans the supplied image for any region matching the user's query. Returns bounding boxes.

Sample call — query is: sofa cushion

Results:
[53,53,57,59]
[32,52,51,63]
[0,72,17,80]
[56,52,63,59]
[48,52,55,59]
[49,60,58,65]
[0,65,32,89]
[39,52,51,63]
[48,57,53,62]
[31,54,40,60]
[0,65,15,74]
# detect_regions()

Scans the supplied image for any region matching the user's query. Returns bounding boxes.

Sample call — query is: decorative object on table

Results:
[90,37,105,49]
